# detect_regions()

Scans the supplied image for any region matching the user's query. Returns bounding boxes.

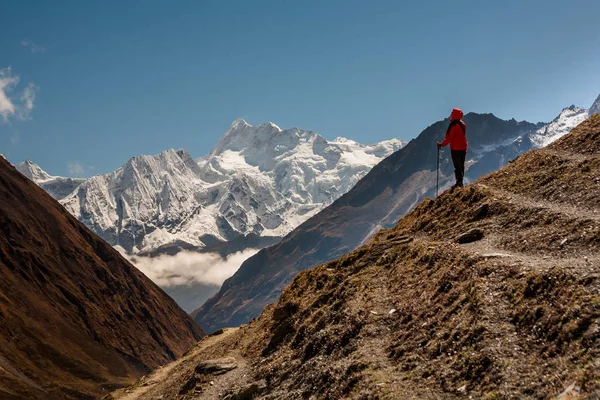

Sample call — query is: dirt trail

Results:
[460,236,600,273]
[107,327,253,400]
[543,148,600,162]
[476,183,600,223]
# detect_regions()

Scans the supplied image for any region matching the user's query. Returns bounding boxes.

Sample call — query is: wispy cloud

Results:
[0,69,18,120]
[0,67,37,123]
[67,162,85,177]
[123,249,259,288]
[67,161,95,177]
[21,83,37,111]
[10,131,19,145]
[20,39,45,54]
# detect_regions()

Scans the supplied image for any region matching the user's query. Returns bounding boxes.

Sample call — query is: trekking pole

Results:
[436,146,440,198]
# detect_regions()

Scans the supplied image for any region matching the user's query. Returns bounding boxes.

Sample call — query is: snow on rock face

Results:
[61,149,209,253]
[201,120,406,207]
[17,159,53,182]
[530,105,589,148]
[54,122,406,254]
[16,160,86,200]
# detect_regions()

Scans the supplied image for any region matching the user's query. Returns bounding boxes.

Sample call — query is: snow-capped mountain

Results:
[200,119,404,208]
[50,121,406,254]
[530,105,590,148]
[466,97,597,179]
[16,159,85,200]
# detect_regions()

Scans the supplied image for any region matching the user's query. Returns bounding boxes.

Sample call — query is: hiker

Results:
[437,108,467,189]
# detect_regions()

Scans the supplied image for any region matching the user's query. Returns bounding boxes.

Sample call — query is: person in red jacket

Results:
[437,108,467,188]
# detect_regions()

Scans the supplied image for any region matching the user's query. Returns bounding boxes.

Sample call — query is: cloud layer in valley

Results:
[122,248,260,288]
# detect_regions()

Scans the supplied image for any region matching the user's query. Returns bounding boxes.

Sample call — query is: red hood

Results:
[451,108,464,120]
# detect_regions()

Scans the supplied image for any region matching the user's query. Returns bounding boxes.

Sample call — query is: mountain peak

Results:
[557,104,587,118]
[16,159,53,182]
[230,118,251,130]
[529,105,589,148]
[125,148,194,166]
[332,136,357,144]
[212,120,301,158]
[258,121,282,132]
[590,93,600,116]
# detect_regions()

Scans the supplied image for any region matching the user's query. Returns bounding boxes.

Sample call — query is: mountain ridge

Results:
[193,94,599,332]
[20,122,406,256]
[0,156,204,399]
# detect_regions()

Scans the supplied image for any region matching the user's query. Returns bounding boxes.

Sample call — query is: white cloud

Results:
[123,249,260,288]
[0,67,37,123]
[67,162,85,176]
[0,68,18,120]
[67,162,95,177]
[20,39,45,54]
[21,83,37,111]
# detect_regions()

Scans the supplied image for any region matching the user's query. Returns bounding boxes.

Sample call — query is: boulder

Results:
[195,357,238,375]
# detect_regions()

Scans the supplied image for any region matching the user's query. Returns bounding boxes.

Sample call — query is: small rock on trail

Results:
[455,228,484,244]
[195,357,238,375]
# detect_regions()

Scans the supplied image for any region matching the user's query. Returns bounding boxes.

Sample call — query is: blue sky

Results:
[1,0,599,177]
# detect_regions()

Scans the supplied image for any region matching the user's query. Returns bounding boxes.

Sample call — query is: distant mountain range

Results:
[18,121,406,257]
[192,93,600,332]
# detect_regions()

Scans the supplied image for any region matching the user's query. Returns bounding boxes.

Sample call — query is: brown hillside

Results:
[110,114,599,399]
[0,157,205,399]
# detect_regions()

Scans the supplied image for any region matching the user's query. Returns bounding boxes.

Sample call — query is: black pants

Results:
[451,150,466,187]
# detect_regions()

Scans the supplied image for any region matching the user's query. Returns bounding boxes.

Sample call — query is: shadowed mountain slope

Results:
[0,157,205,399]
[193,113,543,332]
[111,114,600,399]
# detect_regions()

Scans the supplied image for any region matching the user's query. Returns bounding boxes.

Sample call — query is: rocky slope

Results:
[193,96,600,332]
[0,157,204,399]
[109,113,600,400]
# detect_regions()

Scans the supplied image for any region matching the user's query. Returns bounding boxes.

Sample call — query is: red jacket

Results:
[440,108,468,150]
